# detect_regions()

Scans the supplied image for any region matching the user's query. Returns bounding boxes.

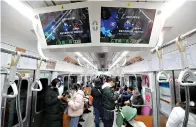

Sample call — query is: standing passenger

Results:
[91,78,103,127]
[44,78,65,127]
[67,84,84,127]
[102,77,119,127]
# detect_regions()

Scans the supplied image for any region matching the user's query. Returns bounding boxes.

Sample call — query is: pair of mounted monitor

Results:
[34,2,163,50]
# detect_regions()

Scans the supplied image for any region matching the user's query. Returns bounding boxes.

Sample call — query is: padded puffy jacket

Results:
[68,90,84,117]
[166,107,196,127]
[102,83,119,110]
[44,86,63,127]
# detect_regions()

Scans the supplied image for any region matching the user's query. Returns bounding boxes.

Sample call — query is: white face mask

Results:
[56,82,61,88]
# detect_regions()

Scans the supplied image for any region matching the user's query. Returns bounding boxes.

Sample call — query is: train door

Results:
[30,71,51,127]
[1,70,34,127]
[157,71,176,127]
[69,76,77,88]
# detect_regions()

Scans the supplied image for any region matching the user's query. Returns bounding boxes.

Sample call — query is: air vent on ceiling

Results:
[99,53,105,58]
[101,65,105,68]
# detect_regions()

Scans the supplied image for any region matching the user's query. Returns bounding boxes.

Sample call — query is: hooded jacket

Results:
[68,90,84,117]
[166,107,196,127]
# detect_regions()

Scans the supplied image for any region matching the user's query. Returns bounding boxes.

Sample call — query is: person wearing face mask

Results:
[102,76,119,127]
[67,84,85,127]
[44,78,67,127]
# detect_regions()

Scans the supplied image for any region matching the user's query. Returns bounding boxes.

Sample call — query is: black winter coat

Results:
[91,86,102,108]
[44,86,63,127]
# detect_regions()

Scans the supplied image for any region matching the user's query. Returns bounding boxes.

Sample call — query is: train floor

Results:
[81,107,118,127]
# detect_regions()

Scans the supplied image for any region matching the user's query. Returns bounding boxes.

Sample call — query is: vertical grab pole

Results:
[175,37,196,127]
[68,73,72,89]
[31,58,43,91]
[15,72,23,127]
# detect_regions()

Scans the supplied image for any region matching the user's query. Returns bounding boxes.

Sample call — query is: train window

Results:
[36,78,48,112]
[4,80,28,127]
[64,76,68,92]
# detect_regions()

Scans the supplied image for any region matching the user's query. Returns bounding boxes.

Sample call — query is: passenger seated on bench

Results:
[119,86,133,106]
[124,90,144,115]
[166,86,196,127]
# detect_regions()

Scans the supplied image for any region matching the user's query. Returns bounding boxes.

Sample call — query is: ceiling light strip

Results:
[75,52,97,69]
[109,51,129,70]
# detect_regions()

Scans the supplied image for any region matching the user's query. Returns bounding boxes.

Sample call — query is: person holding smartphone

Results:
[44,78,67,127]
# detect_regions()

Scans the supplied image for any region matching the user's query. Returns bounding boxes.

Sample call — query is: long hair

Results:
[94,78,102,87]
[51,78,60,87]
[71,83,79,91]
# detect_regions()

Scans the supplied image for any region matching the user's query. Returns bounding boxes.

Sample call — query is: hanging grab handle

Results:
[2,82,18,98]
[176,36,188,69]
[31,58,43,91]
[177,68,196,86]
[176,36,187,52]
[156,47,169,83]
[157,71,170,83]
[175,36,196,86]
[2,51,21,98]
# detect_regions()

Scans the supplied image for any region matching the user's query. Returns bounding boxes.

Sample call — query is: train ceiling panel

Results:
[25,1,48,8]
[2,0,196,69]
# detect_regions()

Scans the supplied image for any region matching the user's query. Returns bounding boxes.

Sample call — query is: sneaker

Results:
[79,118,85,122]
[78,123,82,127]
[84,109,91,114]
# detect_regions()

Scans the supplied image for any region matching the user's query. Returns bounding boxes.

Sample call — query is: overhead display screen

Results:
[39,8,91,45]
[100,7,156,44]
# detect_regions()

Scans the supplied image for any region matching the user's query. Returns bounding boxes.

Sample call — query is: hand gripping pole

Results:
[31,58,43,91]
[2,51,21,98]
[156,47,169,83]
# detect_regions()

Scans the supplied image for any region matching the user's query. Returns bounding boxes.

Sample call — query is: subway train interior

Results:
[1,0,196,127]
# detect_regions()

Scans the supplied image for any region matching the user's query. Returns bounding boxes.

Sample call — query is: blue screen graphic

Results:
[100,7,156,44]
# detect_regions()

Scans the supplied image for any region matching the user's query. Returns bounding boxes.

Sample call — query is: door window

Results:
[36,78,48,112]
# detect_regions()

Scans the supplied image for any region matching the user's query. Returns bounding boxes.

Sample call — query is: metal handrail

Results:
[132,103,152,108]
[0,47,48,62]
[151,28,196,53]
[68,73,72,89]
